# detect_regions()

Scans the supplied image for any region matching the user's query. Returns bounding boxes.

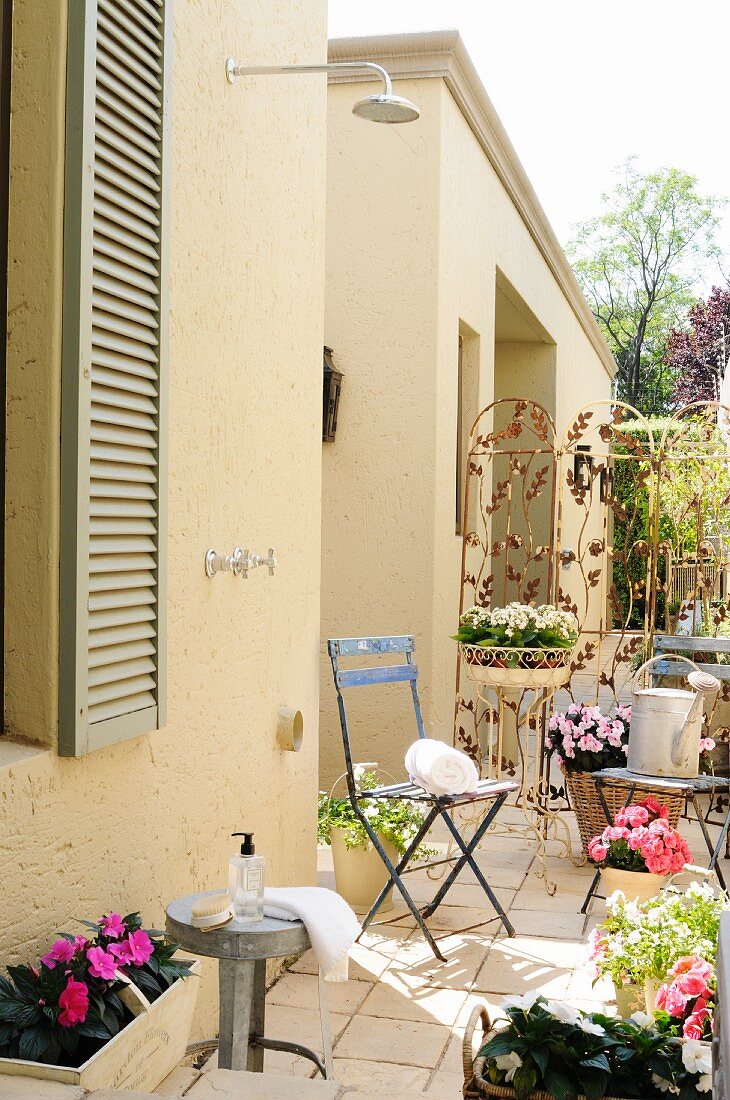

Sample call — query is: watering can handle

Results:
[630,654,701,699]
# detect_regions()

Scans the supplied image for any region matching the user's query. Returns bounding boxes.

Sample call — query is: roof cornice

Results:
[328,31,616,379]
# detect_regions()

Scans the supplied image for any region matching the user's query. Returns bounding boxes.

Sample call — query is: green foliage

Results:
[568,159,722,416]
[480,997,708,1099]
[318,769,435,859]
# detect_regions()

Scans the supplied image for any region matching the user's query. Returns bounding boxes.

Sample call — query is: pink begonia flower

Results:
[110,929,154,967]
[58,977,89,1027]
[86,946,117,981]
[100,913,126,940]
[587,839,608,862]
[627,826,648,852]
[683,997,712,1041]
[665,983,689,1017]
[604,825,630,841]
[655,983,669,1012]
[700,737,716,754]
[642,796,668,819]
[677,971,712,1000]
[41,939,77,970]
[672,957,714,982]
[554,753,564,766]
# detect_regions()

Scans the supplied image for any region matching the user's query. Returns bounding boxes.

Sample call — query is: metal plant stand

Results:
[580,769,730,913]
[460,652,583,894]
[166,892,334,1078]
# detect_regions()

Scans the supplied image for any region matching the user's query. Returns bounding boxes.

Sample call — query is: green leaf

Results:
[57,1026,80,1055]
[18,1025,50,1063]
[78,1019,111,1041]
[511,1061,538,1100]
[543,1066,575,1100]
[581,1054,611,1073]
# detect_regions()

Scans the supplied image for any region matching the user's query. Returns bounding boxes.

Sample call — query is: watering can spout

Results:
[670,670,721,766]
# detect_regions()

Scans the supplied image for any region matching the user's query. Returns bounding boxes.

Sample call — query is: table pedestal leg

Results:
[218,958,267,1071]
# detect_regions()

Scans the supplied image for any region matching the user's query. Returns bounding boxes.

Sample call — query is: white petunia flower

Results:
[546,1001,580,1025]
[682,1040,712,1076]
[577,1018,605,1036]
[503,990,543,1012]
[651,1074,680,1095]
[495,1052,523,1083]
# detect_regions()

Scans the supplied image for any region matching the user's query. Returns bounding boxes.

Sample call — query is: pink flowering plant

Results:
[0,912,192,1066]
[587,797,692,875]
[653,955,715,1042]
[546,702,631,773]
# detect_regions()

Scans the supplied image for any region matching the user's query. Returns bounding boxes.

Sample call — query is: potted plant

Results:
[587,797,692,904]
[546,703,688,853]
[463,995,712,1099]
[318,766,435,914]
[453,603,578,688]
[589,879,726,1019]
[0,911,199,1093]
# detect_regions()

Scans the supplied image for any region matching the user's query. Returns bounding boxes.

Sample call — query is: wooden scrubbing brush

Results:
[190,894,235,931]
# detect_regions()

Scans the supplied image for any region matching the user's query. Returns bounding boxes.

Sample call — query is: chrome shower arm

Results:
[225,59,392,95]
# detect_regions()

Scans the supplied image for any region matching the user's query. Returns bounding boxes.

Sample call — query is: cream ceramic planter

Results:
[330,826,398,914]
[600,866,664,904]
[459,644,574,689]
[613,980,645,1018]
[0,961,200,1093]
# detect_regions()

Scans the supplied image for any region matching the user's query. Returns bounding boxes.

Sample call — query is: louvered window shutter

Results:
[60,0,170,756]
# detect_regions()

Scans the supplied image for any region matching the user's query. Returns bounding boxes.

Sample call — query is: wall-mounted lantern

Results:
[573,445,593,490]
[323,346,343,442]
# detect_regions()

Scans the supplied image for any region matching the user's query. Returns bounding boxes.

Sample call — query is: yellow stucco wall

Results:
[2,0,327,1037]
[320,65,613,785]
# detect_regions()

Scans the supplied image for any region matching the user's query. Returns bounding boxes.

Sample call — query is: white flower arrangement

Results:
[454,601,578,651]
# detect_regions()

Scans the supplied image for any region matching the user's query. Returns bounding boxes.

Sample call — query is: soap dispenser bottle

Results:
[228,832,265,923]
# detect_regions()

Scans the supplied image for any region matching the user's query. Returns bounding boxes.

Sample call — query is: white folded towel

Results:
[405,737,479,797]
[263,887,361,982]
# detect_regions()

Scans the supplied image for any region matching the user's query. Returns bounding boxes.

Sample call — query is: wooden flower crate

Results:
[0,960,201,1093]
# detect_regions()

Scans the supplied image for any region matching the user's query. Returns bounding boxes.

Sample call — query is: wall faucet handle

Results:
[262,548,277,575]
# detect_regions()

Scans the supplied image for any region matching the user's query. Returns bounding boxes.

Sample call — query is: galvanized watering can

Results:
[626,655,721,779]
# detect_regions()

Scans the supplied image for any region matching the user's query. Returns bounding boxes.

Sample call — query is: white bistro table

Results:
[166,890,334,1078]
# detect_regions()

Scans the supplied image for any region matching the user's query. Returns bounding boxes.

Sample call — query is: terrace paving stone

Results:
[358,975,468,1025]
[333,1014,451,1067]
[331,1058,431,1092]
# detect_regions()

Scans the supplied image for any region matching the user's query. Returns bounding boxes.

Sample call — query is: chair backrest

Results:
[327,635,426,792]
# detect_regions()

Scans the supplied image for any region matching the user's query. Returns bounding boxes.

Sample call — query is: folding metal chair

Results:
[328,634,518,961]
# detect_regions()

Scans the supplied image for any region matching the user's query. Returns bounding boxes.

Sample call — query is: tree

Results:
[568,159,721,414]
[665,286,730,406]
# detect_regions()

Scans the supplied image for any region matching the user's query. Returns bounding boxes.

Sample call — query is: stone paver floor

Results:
[156,804,718,1098]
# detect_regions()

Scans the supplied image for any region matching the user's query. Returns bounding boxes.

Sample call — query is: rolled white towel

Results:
[405,737,479,796]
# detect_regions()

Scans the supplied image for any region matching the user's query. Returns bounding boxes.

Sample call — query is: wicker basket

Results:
[462,1005,628,1100]
[563,769,684,855]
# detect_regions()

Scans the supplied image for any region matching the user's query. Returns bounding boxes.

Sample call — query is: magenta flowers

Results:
[587,796,692,875]
[58,977,89,1028]
[40,939,78,970]
[86,946,117,981]
[110,929,153,968]
[99,913,126,940]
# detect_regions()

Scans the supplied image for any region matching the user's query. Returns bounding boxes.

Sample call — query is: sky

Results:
[328,0,730,295]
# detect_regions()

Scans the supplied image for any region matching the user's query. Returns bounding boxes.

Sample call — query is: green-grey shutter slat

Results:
[60,0,169,756]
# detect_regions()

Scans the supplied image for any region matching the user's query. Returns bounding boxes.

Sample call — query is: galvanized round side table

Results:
[166,891,334,1078]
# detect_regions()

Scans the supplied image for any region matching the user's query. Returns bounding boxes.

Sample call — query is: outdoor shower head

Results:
[351,92,420,124]
[225,58,420,125]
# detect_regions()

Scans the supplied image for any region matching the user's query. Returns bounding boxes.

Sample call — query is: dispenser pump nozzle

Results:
[232,832,255,856]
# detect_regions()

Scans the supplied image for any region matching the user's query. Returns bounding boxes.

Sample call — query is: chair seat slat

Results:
[336,663,417,688]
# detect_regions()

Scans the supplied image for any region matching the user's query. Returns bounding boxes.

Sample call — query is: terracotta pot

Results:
[600,866,665,904]
[330,827,397,914]
[614,980,644,1018]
